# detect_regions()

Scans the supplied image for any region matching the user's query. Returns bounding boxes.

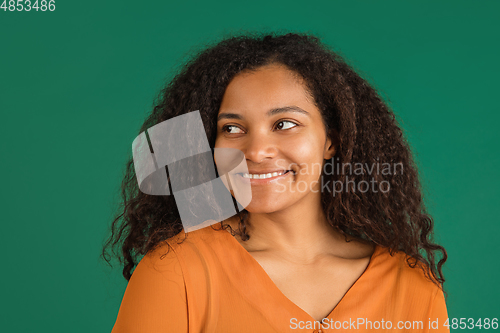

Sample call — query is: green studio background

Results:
[0,0,498,332]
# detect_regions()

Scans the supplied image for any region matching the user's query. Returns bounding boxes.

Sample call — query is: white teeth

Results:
[241,171,288,179]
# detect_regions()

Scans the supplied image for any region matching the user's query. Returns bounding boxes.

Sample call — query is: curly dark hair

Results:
[101,31,447,291]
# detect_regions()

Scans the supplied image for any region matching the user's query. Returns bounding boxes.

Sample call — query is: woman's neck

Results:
[224,198,351,264]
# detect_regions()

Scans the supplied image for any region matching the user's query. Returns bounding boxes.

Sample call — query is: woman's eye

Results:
[223,125,244,134]
[276,121,298,130]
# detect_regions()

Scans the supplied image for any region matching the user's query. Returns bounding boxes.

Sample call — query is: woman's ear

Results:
[324,129,339,160]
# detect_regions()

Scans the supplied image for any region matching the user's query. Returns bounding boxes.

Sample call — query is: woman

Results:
[104,32,449,332]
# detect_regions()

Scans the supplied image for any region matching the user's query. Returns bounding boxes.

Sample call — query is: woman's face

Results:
[214,63,336,214]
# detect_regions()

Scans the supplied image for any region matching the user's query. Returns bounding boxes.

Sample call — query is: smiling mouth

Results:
[236,170,294,179]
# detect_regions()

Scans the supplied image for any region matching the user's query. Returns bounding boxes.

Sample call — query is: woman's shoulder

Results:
[159,224,226,251]
[126,228,211,303]
[113,237,189,332]
[371,246,448,324]
[132,237,183,282]
[130,225,225,290]
[140,224,229,274]
[373,245,443,295]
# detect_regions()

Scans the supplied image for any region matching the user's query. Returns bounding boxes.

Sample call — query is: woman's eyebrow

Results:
[217,106,310,121]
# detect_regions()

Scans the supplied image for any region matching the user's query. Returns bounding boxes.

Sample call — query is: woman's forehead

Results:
[219,65,315,114]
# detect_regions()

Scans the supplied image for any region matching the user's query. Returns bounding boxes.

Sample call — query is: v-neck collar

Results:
[198,224,384,328]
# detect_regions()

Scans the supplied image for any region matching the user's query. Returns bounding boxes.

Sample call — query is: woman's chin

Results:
[243,200,286,214]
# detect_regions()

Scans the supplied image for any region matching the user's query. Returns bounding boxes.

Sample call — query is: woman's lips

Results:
[234,170,294,184]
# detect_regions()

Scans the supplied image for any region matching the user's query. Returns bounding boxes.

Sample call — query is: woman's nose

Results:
[243,133,278,163]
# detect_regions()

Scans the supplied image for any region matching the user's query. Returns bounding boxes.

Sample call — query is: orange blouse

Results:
[111,224,449,332]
